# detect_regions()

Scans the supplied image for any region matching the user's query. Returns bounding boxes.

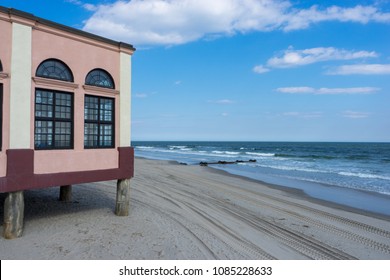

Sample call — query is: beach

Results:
[1,157,390,259]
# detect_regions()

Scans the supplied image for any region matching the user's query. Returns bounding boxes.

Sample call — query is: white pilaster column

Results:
[119,52,131,147]
[10,23,32,149]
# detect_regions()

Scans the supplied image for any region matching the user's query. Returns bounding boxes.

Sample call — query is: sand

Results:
[0,157,389,259]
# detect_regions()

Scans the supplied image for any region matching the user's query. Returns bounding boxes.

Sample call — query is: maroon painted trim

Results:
[0,147,134,193]
[4,149,35,191]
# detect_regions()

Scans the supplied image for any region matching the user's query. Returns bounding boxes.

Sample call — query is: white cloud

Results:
[266,47,377,68]
[277,87,315,94]
[316,87,380,94]
[283,4,390,31]
[253,65,270,74]
[83,3,98,11]
[134,93,148,98]
[209,99,235,104]
[283,111,323,118]
[277,86,380,95]
[65,0,83,5]
[283,112,301,116]
[81,0,390,46]
[327,64,390,75]
[253,46,377,74]
[342,111,371,119]
[66,0,97,11]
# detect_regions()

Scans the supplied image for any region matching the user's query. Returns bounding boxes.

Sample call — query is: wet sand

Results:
[1,158,389,259]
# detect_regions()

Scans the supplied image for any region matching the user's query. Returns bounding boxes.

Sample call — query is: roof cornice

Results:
[0,6,136,53]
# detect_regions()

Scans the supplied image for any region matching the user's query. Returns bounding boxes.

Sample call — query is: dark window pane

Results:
[55,96,72,119]
[100,98,113,122]
[35,120,53,148]
[34,89,73,149]
[36,59,74,82]
[85,69,115,89]
[84,95,114,148]
[84,96,99,121]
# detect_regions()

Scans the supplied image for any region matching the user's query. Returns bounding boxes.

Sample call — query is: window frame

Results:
[84,94,115,149]
[34,88,74,150]
[85,69,115,89]
[36,58,74,82]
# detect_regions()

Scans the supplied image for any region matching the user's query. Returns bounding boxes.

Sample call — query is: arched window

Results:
[36,59,74,82]
[0,59,3,72]
[85,69,115,89]
[34,59,74,150]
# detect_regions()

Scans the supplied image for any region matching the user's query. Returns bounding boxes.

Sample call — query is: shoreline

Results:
[142,156,390,221]
[204,163,390,221]
[1,157,389,259]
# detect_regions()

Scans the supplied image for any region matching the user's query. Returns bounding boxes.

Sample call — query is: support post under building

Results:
[115,179,130,216]
[59,185,72,202]
[3,191,25,239]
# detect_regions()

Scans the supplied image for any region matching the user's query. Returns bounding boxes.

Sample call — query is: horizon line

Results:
[132,140,390,143]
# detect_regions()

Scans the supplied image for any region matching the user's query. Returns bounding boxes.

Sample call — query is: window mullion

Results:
[84,95,114,149]
[35,89,73,150]
[97,97,101,147]
[52,92,56,149]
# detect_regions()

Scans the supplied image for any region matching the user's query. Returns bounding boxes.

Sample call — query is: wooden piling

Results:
[115,179,130,216]
[59,185,72,202]
[3,191,24,239]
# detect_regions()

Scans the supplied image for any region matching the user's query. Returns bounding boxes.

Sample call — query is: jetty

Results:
[199,159,257,166]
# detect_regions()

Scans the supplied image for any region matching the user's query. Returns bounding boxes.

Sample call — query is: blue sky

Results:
[3,0,390,141]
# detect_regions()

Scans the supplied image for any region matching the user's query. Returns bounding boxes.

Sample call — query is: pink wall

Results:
[31,28,121,89]
[34,149,118,174]
[31,26,122,174]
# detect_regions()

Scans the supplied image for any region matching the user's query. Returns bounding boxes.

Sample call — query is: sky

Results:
[2,0,390,142]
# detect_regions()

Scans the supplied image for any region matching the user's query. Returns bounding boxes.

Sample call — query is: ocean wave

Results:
[339,172,390,181]
[134,142,390,199]
[169,145,189,149]
[281,175,390,196]
[136,146,155,150]
[245,152,275,157]
[246,163,330,174]
[212,150,240,155]
[345,155,370,160]
[275,153,337,160]
[226,151,240,155]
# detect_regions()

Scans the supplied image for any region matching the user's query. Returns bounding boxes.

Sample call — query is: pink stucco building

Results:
[0,7,135,238]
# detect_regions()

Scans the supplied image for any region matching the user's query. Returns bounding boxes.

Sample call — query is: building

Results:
[0,7,135,239]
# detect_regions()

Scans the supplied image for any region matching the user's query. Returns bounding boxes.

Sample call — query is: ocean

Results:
[132,141,390,215]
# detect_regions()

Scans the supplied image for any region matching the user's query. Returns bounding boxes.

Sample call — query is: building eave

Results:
[0,6,136,53]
